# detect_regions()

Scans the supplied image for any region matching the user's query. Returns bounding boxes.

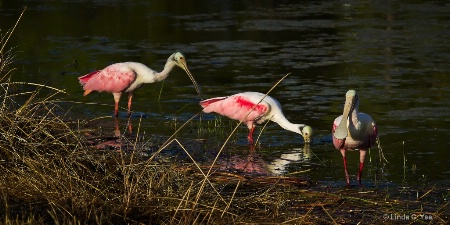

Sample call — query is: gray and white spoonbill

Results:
[332,90,378,185]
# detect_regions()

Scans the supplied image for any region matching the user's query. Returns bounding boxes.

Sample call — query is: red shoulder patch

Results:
[235,96,267,112]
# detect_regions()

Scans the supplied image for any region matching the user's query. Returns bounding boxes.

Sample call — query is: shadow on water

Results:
[1,0,449,188]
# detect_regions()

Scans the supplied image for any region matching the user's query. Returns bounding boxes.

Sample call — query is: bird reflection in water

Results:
[267,145,312,175]
[216,144,312,176]
[217,153,270,175]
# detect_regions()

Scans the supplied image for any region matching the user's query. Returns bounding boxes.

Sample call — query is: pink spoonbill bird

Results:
[78,52,201,116]
[332,90,377,185]
[200,92,313,150]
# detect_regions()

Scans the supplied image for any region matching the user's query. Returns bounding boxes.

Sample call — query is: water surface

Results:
[1,0,449,187]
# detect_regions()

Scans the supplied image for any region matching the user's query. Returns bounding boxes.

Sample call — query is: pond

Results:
[1,0,449,187]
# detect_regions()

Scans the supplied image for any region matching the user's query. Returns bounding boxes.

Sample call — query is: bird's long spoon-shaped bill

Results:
[180,63,202,97]
[334,96,354,139]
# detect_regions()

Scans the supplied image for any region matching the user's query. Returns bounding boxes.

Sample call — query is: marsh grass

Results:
[0,12,448,225]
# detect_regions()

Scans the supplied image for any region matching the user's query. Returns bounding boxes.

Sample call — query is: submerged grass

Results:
[1,11,448,225]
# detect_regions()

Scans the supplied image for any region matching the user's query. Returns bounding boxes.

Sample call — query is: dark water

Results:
[1,0,449,187]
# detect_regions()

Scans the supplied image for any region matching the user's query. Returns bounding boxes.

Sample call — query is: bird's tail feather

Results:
[199,97,227,108]
[78,70,100,85]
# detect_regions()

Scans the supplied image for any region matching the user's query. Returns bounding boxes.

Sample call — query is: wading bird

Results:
[78,52,201,116]
[332,90,377,185]
[200,92,312,150]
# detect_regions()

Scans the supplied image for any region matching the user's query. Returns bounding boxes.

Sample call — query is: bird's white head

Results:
[346,89,356,97]
[345,89,359,111]
[170,52,201,96]
[172,52,187,68]
[301,125,313,143]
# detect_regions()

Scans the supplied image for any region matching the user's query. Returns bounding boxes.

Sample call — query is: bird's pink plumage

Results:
[78,64,136,93]
[200,95,268,123]
[332,117,377,150]
[78,70,100,85]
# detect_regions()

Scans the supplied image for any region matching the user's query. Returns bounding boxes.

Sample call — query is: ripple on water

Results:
[386,107,450,121]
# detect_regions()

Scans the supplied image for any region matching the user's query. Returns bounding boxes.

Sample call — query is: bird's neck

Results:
[272,114,303,135]
[154,61,176,82]
[349,107,360,125]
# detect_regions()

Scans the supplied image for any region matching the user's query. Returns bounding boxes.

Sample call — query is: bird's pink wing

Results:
[81,64,136,93]
[332,116,344,149]
[200,95,268,122]
[78,70,100,85]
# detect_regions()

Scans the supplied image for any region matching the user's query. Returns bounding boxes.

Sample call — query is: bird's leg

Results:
[248,125,255,145]
[357,149,367,184]
[114,102,119,117]
[249,143,255,153]
[247,124,256,152]
[127,115,133,134]
[113,93,122,117]
[340,149,350,185]
[114,116,121,137]
[127,92,133,116]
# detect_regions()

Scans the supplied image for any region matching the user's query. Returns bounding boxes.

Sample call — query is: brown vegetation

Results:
[0,11,448,225]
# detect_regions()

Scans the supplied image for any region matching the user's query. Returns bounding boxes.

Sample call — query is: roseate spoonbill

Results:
[199,92,312,149]
[332,90,377,185]
[78,52,201,116]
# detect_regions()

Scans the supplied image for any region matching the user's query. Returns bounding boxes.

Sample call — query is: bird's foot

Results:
[345,175,350,186]
[357,176,364,187]
[114,129,121,138]
[127,124,133,134]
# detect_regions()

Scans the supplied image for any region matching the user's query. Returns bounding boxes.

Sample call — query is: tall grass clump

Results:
[0,43,226,224]
[0,11,217,224]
